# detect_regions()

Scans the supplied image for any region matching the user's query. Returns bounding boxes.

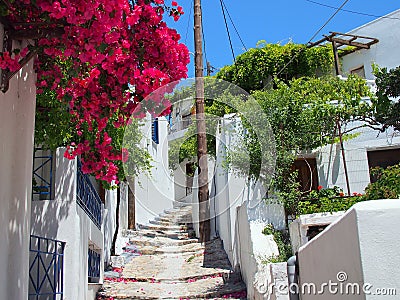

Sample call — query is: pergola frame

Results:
[307,31,379,76]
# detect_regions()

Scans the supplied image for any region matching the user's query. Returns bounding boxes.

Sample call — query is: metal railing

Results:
[29,235,65,300]
[32,149,53,200]
[76,159,102,229]
[88,248,101,282]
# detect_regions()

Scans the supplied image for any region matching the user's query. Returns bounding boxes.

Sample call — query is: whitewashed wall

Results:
[289,211,344,254]
[236,203,281,299]
[298,200,400,299]
[173,159,192,202]
[315,10,400,193]
[341,9,400,80]
[316,119,400,194]
[0,23,37,300]
[134,115,174,225]
[31,148,104,300]
[210,117,285,264]
[103,187,117,261]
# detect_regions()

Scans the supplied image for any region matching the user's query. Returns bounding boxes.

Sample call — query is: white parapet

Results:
[297,200,400,299]
[289,211,345,254]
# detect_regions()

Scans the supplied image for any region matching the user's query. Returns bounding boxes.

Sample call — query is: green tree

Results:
[35,89,151,189]
[231,75,373,216]
[372,65,400,131]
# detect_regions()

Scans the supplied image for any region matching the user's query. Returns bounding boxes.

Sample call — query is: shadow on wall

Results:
[318,143,341,188]
[29,150,77,298]
[30,152,74,240]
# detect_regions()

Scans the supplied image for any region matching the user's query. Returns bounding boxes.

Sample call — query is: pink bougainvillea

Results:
[1,0,189,183]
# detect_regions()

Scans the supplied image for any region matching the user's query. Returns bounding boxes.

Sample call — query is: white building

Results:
[130,113,175,226]
[0,20,120,300]
[298,9,400,195]
[30,148,114,299]
[0,23,37,300]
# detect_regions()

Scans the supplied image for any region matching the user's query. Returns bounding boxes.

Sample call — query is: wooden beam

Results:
[330,37,371,49]
[307,36,329,48]
[330,31,379,42]
[1,49,36,93]
[8,27,64,40]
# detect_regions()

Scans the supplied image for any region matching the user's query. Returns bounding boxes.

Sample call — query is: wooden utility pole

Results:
[194,0,210,243]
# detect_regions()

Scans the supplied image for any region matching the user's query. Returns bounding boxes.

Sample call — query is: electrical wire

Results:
[276,0,350,77]
[184,0,193,44]
[220,0,248,51]
[200,2,208,69]
[219,0,236,64]
[305,0,400,21]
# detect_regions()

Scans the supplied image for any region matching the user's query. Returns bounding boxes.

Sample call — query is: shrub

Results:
[365,164,400,200]
[262,224,292,263]
[297,186,366,215]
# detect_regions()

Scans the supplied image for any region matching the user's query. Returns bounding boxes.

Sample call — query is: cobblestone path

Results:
[97,205,247,299]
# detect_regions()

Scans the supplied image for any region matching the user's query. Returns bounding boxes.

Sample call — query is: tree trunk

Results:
[128,179,135,230]
[111,184,120,256]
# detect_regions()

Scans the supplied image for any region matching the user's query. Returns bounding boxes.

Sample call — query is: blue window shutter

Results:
[152,117,159,144]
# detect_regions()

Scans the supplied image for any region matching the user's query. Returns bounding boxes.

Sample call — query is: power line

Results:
[220,0,248,51]
[219,0,236,64]
[200,3,208,71]
[305,0,400,21]
[276,0,350,77]
[184,0,193,44]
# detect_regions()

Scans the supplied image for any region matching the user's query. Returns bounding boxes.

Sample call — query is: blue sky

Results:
[166,0,400,77]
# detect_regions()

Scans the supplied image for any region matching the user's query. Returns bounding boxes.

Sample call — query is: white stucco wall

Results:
[315,10,400,194]
[135,116,175,225]
[341,9,400,80]
[211,116,285,268]
[103,187,117,260]
[0,23,37,300]
[31,148,104,300]
[236,203,281,300]
[173,158,193,202]
[316,119,400,194]
[298,200,400,299]
[118,181,129,231]
[289,211,344,254]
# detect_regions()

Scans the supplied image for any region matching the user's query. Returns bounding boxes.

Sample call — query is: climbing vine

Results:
[216,42,334,92]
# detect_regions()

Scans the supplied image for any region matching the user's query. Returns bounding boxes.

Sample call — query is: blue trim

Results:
[152,117,159,144]
[32,148,53,200]
[88,248,101,281]
[29,235,65,300]
[76,159,102,229]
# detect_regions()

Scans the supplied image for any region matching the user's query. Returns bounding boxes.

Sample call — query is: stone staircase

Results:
[97,205,247,299]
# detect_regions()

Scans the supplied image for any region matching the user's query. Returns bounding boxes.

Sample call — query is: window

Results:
[367,148,400,182]
[151,117,159,144]
[350,65,365,78]
[292,158,319,192]
[88,248,101,283]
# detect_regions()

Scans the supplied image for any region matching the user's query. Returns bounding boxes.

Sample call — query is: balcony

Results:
[76,159,102,229]
[29,235,65,300]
